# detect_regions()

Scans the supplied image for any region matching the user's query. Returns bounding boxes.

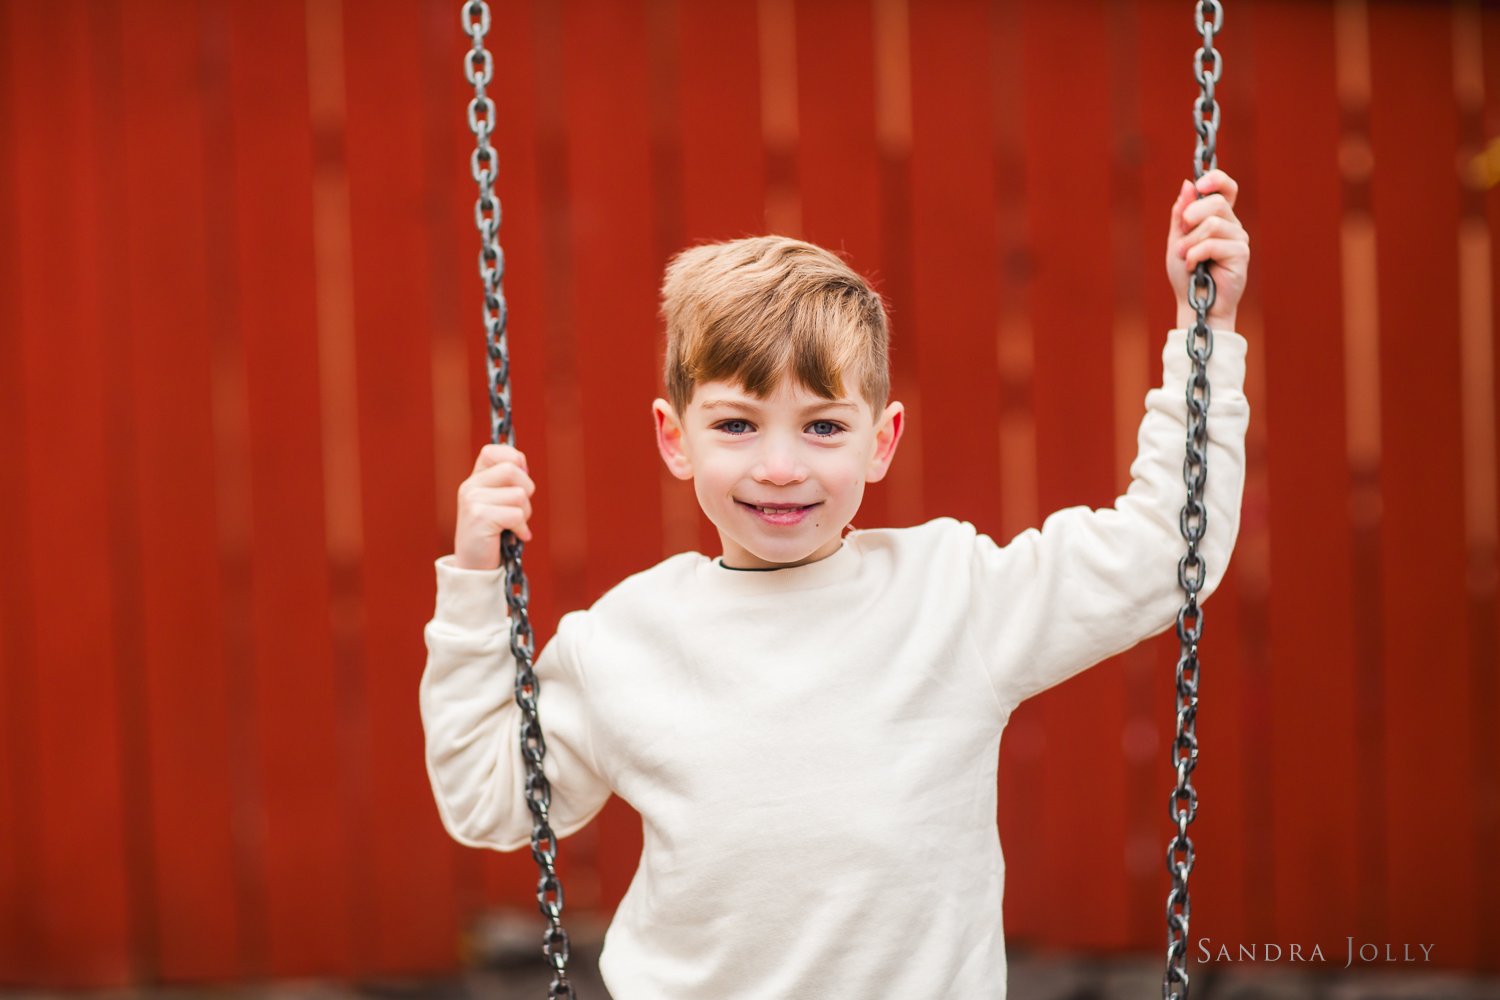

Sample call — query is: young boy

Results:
[421,171,1251,998]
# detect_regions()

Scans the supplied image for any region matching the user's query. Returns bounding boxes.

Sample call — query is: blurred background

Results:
[3,0,1499,995]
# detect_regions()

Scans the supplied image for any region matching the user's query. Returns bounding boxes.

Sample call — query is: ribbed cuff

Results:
[432,554,509,629]
[1161,327,1247,394]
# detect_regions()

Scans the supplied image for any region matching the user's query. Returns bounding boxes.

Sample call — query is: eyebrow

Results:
[697,398,861,414]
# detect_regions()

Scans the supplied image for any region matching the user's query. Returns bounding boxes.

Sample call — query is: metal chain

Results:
[462,3,576,997]
[1164,3,1221,998]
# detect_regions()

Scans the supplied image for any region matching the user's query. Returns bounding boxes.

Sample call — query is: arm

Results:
[419,555,611,851]
[971,327,1250,711]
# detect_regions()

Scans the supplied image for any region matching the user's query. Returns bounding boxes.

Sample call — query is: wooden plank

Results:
[6,0,134,984]
[197,0,265,976]
[1480,0,1500,973]
[872,0,924,531]
[982,0,1046,946]
[88,7,161,982]
[224,0,353,975]
[675,2,767,242]
[557,0,664,914]
[1018,0,1131,950]
[793,0,890,529]
[1367,0,1477,966]
[117,0,244,980]
[0,0,40,983]
[1245,0,1363,955]
[674,0,768,559]
[1123,0,1190,952]
[906,0,1002,527]
[906,0,1014,937]
[336,0,460,974]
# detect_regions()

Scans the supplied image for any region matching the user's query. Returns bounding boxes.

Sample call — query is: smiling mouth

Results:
[736,500,820,515]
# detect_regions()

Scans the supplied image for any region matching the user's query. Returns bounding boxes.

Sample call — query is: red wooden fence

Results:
[2,0,1497,986]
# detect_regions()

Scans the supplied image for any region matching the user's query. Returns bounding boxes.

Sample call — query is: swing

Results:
[457,3,1225,997]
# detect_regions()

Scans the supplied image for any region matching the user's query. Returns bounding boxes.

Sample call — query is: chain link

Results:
[1164,3,1221,998]
[462,3,577,997]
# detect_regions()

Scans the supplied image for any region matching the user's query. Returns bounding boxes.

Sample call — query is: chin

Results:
[762,538,840,565]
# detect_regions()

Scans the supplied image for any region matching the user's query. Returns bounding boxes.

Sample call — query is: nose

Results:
[751,434,807,485]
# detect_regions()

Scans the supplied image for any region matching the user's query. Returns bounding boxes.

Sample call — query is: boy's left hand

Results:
[1166,168,1249,330]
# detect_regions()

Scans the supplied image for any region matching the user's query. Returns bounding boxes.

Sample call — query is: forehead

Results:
[690,378,863,415]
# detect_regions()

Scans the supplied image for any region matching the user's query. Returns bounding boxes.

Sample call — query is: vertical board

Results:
[675,2,767,242]
[1114,0,1173,952]
[340,0,458,973]
[1018,0,1130,949]
[674,0,771,559]
[1481,0,1500,972]
[7,0,134,984]
[984,0,1047,946]
[559,0,663,910]
[91,6,161,984]
[793,0,891,530]
[200,0,266,977]
[119,0,244,980]
[873,0,924,532]
[1248,0,1364,952]
[0,0,30,977]
[1367,0,1477,966]
[225,0,353,976]
[1121,0,1180,952]
[905,0,1002,529]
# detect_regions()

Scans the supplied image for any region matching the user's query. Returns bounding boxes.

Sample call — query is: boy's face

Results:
[652,376,904,570]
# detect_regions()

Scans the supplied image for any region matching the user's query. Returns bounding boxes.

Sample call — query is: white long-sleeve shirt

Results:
[420,328,1250,999]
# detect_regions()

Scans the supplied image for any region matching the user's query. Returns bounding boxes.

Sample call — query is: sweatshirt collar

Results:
[694,533,862,596]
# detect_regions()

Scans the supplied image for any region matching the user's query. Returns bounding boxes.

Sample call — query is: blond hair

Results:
[659,235,890,418]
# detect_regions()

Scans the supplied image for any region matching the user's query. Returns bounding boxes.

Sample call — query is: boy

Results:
[421,170,1251,998]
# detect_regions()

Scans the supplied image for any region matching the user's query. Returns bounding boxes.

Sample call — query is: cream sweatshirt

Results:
[420,328,1250,998]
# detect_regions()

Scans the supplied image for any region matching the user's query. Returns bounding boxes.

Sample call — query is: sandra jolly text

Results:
[1197,937,1435,968]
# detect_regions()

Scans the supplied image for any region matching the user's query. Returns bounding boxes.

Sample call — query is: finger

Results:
[1182,192,1236,229]
[472,502,534,541]
[473,443,529,474]
[1193,169,1238,208]
[469,486,533,522]
[474,461,537,494]
[1184,237,1249,268]
[1175,216,1247,258]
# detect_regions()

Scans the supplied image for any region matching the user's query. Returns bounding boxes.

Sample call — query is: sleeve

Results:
[419,555,612,851]
[970,327,1251,711]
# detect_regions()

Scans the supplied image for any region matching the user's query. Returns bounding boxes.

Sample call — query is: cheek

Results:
[823,455,869,491]
[692,452,740,488]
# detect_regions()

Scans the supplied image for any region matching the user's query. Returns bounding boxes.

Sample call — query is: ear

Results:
[865,401,905,483]
[653,398,694,480]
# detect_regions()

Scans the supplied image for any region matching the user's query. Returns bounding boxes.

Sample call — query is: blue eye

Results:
[715,419,753,435]
[809,420,844,437]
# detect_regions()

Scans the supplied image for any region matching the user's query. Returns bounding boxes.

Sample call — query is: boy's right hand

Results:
[453,444,536,571]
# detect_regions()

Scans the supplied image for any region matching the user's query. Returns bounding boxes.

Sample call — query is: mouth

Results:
[736,499,820,525]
